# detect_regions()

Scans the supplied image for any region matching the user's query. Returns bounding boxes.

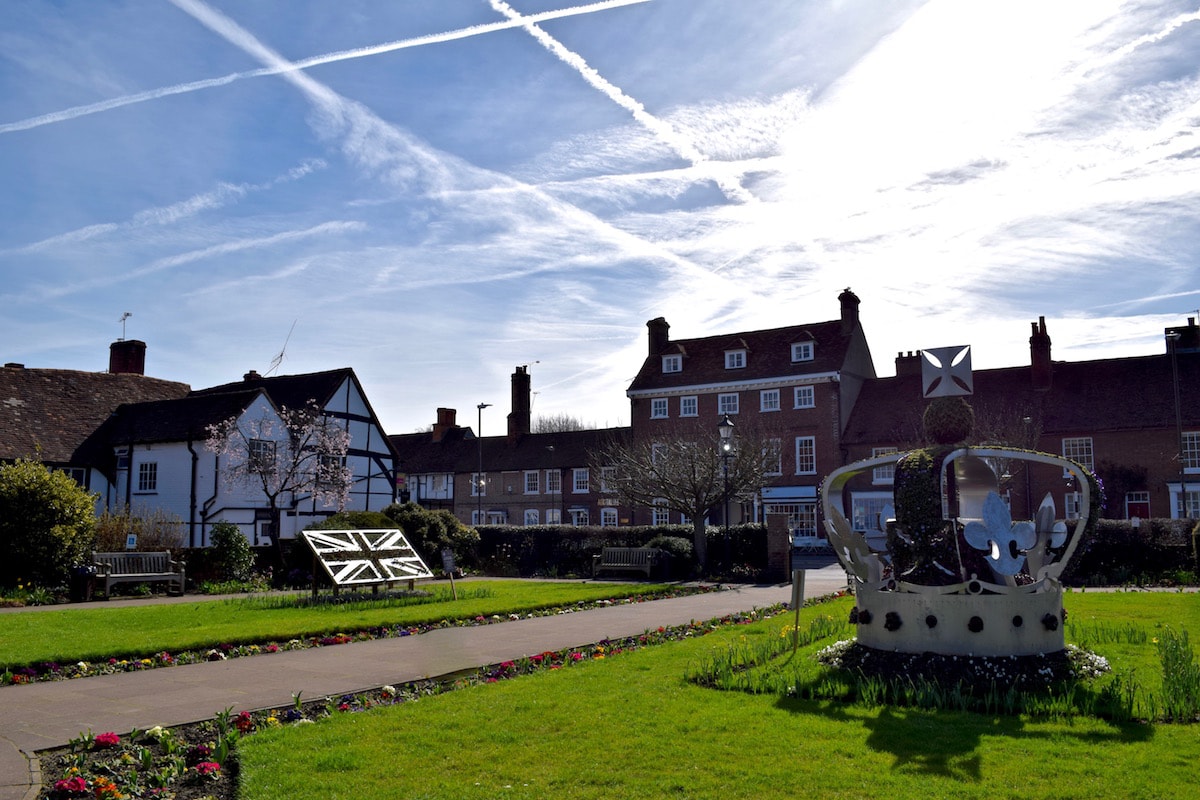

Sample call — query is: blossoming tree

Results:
[205,398,352,546]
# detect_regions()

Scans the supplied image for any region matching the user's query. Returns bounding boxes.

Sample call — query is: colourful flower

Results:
[195,761,221,776]
[53,775,88,794]
[94,731,120,749]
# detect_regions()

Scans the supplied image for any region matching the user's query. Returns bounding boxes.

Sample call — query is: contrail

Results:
[0,0,651,135]
[487,0,753,204]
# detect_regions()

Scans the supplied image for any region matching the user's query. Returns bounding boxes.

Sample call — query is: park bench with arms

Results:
[592,546,666,579]
[92,551,186,596]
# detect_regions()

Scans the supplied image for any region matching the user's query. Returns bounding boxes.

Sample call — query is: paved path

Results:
[0,570,847,800]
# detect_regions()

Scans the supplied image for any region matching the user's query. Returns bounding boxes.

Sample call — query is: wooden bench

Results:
[592,547,665,579]
[92,551,186,596]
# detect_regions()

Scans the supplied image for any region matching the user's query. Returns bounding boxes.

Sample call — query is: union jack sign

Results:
[300,529,434,586]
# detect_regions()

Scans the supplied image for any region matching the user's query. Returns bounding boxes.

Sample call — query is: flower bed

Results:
[37,602,788,800]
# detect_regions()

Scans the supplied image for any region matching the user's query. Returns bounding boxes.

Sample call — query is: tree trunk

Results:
[692,516,708,571]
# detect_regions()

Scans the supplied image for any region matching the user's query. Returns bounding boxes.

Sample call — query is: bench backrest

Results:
[93,551,175,573]
[601,547,656,565]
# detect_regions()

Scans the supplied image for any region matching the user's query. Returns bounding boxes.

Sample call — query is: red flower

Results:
[53,775,88,794]
[94,731,120,748]
[195,761,221,776]
[235,711,254,733]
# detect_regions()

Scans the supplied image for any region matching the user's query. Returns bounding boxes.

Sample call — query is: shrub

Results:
[94,507,185,552]
[209,521,255,583]
[0,459,96,588]
[646,535,694,578]
[382,502,480,570]
[305,511,394,531]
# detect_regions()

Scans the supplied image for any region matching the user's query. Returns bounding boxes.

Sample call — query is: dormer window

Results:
[725,349,746,369]
[662,354,682,373]
[792,341,814,362]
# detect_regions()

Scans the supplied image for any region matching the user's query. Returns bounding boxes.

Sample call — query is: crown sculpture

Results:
[822,395,1097,658]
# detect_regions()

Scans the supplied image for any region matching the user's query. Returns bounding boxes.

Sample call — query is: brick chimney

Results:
[839,287,860,335]
[1165,317,1200,353]
[1030,317,1052,391]
[109,339,146,375]
[647,317,670,356]
[507,366,531,442]
[243,370,262,382]
[895,350,922,377]
[432,407,457,443]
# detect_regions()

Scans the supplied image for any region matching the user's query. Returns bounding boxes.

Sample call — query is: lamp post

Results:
[1166,332,1188,518]
[476,403,491,526]
[718,414,735,571]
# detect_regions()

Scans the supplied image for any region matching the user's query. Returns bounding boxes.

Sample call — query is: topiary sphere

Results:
[922,396,975,445]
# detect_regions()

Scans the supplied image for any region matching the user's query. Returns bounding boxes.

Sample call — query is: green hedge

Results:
[1061,518,1196,586]
[474,523,769,580]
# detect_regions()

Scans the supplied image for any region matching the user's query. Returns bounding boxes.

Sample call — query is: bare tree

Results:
[206,399,352,546]
[533,413,588,433]
[590,419,779,567]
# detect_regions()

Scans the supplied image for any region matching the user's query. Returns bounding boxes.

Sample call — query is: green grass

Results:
[0,580,670,667]
[239,594,1200,800]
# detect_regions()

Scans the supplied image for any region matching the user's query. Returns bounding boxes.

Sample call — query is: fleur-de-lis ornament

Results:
[963,492,1037,575]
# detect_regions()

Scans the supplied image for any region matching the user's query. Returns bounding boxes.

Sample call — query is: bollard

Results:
[791,568,805,655]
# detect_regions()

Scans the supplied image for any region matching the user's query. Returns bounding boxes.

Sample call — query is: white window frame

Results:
[680,395,698,417]
[137,461,158,493]
[1065,491,1083,521]
[724,349,746,369]
[662,354,682,373]
[1183,431,1200,472]
[792,341,814,362]
[545,508,562,525]
[795,436,816,475]
[650,398,669,419]
[249,439,276,473]
[600,507,618,527]
[872,447,898,484]
[1061,437,1094,472]
[793,386,815,409]
[572,468,589,493]
[760,389,780,413]
[570,508,590,527]
[524,470,540,494]
[850,492,892,533]
[600,466,617,493]
[545,469,561,494]
[718,393,739,415]
[471,472,486,497]
[652,499,670,526]
[524,509,539,525]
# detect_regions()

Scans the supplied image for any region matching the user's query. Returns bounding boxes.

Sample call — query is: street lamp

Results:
[718,414,735,570]
[477,403,491,526]
[1166,332,1188,519]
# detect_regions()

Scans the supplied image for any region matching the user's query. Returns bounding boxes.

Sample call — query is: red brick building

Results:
[624,289,877,535]
[840,316,1200,536]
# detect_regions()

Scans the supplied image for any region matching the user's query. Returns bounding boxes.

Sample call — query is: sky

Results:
[3,0,1200,437]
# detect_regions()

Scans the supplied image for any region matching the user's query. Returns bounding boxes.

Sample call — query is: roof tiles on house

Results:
[0,364,190,464]
[628,320,850,394]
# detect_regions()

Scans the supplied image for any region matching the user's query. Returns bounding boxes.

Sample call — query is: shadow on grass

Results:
[774,692,1153,783]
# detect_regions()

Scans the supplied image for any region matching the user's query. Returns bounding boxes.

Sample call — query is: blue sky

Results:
[3,0,1199,436]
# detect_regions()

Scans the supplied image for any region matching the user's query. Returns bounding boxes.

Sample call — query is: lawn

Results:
[0,580,674,668]
[238,592,1200,800]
